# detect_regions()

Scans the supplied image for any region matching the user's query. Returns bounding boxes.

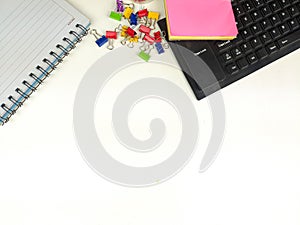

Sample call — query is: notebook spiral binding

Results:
[0,23,89,126]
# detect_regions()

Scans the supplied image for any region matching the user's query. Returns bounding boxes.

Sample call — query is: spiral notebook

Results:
[0,0,90,126]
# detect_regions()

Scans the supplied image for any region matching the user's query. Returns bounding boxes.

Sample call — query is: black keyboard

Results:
[158,0,300,100]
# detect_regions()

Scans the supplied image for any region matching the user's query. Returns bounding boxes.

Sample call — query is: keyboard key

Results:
[232,47,243,57]
[240,42,252,52]
[241,28,252,39]
[251,24,262,33]
[260,19,272,29]
[260,32,272,43]
[270,14,281,25]
[221,52,233,63]
[243,1,255,11]
[256,48,269,59]
[279,23,291,34]
[250,38,263,48]
[247,53,258,64]
[288,6,300,16]
[266,42,279,53]
[270,1,281,12]
[237,58,249,69]
[253,0,265,7]
[234,6,244,16]
[280,0,291,7]
[226,63,239,74]
[278,30,300,48]
[288,18,300,29]
[270,27,281,38]
[216,40,232,51]
[261,5,272,16]
[279,10,291,21]
[241,15,253,26]
[251,10,263,21]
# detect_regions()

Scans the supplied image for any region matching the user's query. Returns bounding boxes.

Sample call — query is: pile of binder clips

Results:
[91,0,169,62]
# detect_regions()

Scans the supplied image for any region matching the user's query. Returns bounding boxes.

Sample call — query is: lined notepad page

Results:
[0,0,89,114]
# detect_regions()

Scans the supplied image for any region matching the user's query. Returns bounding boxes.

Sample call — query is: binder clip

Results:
[147,11,160,29]
[110,11,122,21]
[137,9,148,25]
[123,4,134,19]
[129,13,138,26]
[143,33,155,45]
[140,33,154,51]
[90,29,108,47]
[118,25,131,45]
[127,36,138,48]
[126,27,136,38]
[155,42,165,54]
[139,25,151,34]
[121,31,128,38]
[138,25,151,43]
[106,31,118,50]
[115,24,128,37]
[116,0,124,12]
[138,45,154,62]
[154,31,162,43]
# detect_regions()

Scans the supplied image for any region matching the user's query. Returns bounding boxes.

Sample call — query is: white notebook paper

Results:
[0,0,90,125]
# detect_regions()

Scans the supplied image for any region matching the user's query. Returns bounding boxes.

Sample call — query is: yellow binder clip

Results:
[115,24,128,37]
[147,11,160,29]
[127,36,139,48]
[123,7,133,19]
[148,11,160,20]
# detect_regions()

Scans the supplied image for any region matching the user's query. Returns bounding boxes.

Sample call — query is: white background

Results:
[0,0,300,224]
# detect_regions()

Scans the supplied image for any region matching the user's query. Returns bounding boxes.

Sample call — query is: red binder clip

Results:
[126,27,136,37]
[106,31,118,50]
[138,9,148,18]
[137,9,148,25]
[139,25,151,34]
[143,34,155,45]
[154,31,162,42]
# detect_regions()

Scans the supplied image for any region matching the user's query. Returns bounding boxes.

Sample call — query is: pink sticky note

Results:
[164,0,238,40]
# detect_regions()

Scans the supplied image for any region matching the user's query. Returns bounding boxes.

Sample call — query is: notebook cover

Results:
[164,0,238,40]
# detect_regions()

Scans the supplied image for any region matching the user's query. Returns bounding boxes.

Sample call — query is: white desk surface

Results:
[0,0,299,225]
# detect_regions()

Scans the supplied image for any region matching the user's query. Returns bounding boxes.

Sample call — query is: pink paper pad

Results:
[165,0,238,39]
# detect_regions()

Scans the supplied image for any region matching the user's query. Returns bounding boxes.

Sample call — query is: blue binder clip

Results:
[130,13,138,26]
[155,42,165,54]
[90,29,108,47]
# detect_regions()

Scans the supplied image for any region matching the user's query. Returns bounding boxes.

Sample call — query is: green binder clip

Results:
[110,11,122,21]
[138,51,150,62]
[138,44,154,62]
